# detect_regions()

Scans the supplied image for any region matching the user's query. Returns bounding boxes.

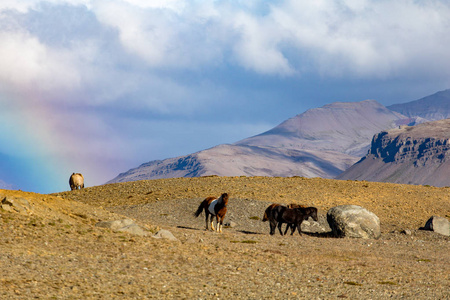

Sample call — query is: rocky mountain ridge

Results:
[388,89,450,121]
[337,119,450,186]
[108,89,450,185]
[108,100,410,183]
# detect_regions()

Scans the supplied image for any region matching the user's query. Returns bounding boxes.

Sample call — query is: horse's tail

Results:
[262,206,272,222]
[262,211,268,222]
[194,201,205,218]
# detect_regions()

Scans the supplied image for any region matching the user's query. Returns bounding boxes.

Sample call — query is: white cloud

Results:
[230,10,296,75]
[0,29,81,92]
[270,0,450,78]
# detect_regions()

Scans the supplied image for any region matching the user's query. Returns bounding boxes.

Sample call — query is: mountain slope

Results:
[388,89,450,121]
[337,119,450,187]
[108,100,411,184]
[108,144,358,183]
[237,100,411,157]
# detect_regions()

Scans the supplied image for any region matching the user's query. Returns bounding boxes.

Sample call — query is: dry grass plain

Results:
[1,176,449,299]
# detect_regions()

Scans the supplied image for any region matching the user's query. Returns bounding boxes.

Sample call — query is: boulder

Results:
[95,219,147,236]
[327,205,381,239]
[422,216,450,236]
[1,196,31,215]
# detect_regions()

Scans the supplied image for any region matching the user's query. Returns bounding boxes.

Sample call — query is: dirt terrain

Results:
[1,176,449,299]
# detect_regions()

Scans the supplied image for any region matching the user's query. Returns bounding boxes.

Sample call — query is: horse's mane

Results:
[217,193,229,205]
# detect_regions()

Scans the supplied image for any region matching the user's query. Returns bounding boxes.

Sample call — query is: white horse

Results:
[69,173,84,190]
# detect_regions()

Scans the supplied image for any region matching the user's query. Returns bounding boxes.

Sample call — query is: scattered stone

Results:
[327,205,381,239]
[422,216,450,236]
[95,219,147,236]
[224,221,237,228]
[401,229,412,235]
[301,215,330,233]
[1,196,31,215]
[152,229,178,241]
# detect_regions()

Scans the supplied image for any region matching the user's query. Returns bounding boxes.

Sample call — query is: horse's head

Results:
[221,193,229,205]
[307,207,318,222]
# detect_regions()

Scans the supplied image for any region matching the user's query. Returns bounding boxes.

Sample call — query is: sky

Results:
[1,0,450,193]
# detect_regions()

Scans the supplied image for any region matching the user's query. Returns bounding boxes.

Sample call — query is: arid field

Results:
[1,176,449,299]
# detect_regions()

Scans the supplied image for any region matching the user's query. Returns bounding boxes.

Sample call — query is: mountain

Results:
[236,100,412,157]
[388,89,450,121]
[336,119,450,187]
[0,179,14,190]
[108,100,412,184]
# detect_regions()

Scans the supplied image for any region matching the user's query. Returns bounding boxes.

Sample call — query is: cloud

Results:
[0,29,81,92]
[269,0,450,78]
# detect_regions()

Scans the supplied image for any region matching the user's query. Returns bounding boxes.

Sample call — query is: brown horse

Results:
[263,203,318,236]
[262,203,288,235]
[287,203,307,209]
[280,207,319,236]
[194,193,229,233]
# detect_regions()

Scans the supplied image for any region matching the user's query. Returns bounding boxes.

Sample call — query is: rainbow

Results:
[0,96,77,194]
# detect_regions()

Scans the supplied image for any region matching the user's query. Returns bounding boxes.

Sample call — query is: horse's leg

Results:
[269,220,277,235]
[217,215,223,233]
[210,214,215,231]
[284,223,290,235]
[204,211,209,230]
[290,224,297,235]
[215,215,220,232]
[297,220,303,236]
[277,222,284,235]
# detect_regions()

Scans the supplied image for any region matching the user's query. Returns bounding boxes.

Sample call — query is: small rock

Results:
[152,229,178,241]
[224,221,237,228]
[95,219,147,236]
[401,229,412,235]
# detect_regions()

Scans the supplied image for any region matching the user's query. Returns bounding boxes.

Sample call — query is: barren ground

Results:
[1,176,449,299]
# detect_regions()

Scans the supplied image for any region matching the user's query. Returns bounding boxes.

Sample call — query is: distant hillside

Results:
[337,119,450,187]
[236,100,412,157]
[0,179,14,190]
[108,100,410,184]
[388,89,450,121]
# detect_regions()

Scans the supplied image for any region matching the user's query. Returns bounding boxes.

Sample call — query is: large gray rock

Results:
[327,205,381,239]
[95,219,147,236]
[423,216,450,236]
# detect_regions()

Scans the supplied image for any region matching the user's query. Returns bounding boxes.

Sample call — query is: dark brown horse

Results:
[280,207,318,236]
[263,203,318,236]
[194,193,229,233]
[262,203,288,235]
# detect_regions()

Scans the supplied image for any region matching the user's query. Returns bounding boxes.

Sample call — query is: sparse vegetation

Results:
[344,281,363,286]
[230,240,258,244]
